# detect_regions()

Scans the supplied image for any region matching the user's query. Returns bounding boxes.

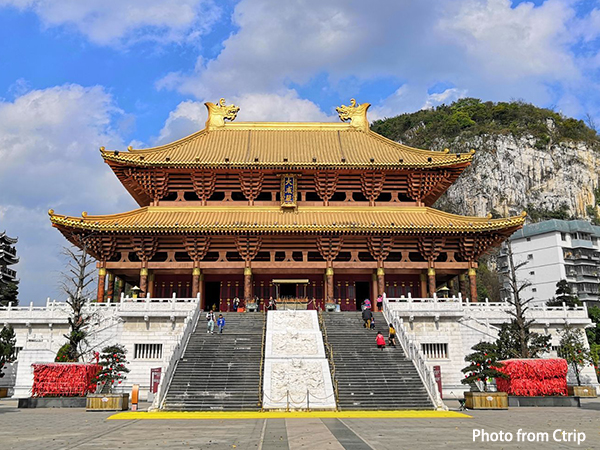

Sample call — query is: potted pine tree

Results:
[559,326,597,398]
[462,342,509,409]
[86,344,131,411]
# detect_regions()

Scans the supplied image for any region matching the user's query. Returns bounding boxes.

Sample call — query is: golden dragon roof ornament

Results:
[205,98,240,129]
[336,99,371,132]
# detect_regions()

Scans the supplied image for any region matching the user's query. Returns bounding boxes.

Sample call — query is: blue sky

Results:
[0,0,599,304]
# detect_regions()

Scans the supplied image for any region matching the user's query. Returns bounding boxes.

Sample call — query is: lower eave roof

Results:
[49,206,526,235]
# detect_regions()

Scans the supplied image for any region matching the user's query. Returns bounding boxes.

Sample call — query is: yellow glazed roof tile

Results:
[49,206,525,234]
[101,127,472,169]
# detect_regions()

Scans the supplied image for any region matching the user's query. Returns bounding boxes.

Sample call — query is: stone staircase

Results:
[322,311,434,410]
[162,312,265,411]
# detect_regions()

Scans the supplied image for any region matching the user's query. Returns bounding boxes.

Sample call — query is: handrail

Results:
[318,311,339,409]
[152,300,202,410]
[383,295,446,411]
[257,308,267,409]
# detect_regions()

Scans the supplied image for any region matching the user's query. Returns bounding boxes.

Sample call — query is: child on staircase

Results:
[376,331,386,350]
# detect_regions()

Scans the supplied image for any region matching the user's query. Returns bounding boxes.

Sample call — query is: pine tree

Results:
[94,344,130,393]
[558,326,591,386]
[0,324,16,378]
[546,280,581,308]
[495,321,551,360]
[461,341,508,391]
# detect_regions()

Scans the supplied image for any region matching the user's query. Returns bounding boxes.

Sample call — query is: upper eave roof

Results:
[49,206,525,235]
[100,124,473,170]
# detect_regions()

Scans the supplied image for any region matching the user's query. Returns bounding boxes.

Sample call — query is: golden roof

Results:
[49,206,525,235]
[101,99,473,169]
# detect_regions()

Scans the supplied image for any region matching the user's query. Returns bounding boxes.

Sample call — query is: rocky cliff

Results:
[372,99,600,222]
[432,134,599,219]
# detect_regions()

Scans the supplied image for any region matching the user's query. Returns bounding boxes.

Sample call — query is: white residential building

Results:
[499,220,600,306]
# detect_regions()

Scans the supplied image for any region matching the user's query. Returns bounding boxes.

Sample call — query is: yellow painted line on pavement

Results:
[108,410,471,420]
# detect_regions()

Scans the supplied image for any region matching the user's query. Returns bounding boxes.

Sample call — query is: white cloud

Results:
[155,91,332,145]
[0,84,137,303]
[157,0,594,119]
[0,0,221,46]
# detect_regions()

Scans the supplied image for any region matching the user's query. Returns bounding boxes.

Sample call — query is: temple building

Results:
[0,232,19,295]
[49,99,525,311]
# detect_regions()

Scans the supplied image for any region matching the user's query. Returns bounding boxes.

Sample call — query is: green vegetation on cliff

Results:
[371,98,599,149]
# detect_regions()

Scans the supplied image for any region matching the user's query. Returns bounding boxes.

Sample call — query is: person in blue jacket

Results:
[217,314,226,334]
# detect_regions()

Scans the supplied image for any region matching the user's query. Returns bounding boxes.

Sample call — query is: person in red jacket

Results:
[376,331,386,350]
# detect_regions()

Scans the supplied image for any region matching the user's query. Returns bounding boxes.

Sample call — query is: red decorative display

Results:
[31,363,100,397]
[496,359,568,397]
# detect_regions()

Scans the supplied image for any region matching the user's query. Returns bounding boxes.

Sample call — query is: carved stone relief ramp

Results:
[262,310,336,410]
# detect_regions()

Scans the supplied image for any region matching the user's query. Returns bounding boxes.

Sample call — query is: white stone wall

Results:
[1,299,197,401]
[386,299,599,397]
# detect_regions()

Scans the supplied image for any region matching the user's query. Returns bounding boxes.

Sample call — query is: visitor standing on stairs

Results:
[376,331,386,350]
[376,294,383,312]
[362,307,373,329]
[206,310,215,334]
[388,324,397,347]
[217,314,225,334]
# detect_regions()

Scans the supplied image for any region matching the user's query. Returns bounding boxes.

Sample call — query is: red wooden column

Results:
[140,267,149,297]
[148,271,155,297]
[427,267,436,297]
[131,236,158,298]
[325,267,334,302]
[317,236,343,304]
[377,267,385,297]
[106,272,115,302]
[185,236,211,307]
[419,272,427,298]
[417,236,445,298]
[97,267,106,303]
[84,235,116,303]
[371,272,378,302]
[244,266,253,305]
[468,267,478,302]
[192,269,200,296]
[459,273,468,299]
[235,235,262,307]
[367,236,392,299]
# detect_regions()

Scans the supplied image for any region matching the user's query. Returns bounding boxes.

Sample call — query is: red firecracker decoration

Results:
[31,363,100,397]
[496,359,568,397]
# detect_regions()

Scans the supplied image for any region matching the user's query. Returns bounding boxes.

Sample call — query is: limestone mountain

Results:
[372,98,600,224]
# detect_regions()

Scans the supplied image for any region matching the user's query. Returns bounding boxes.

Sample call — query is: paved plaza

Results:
[0,399,599,450]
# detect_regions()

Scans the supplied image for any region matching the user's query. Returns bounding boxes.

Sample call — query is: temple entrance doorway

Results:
[355,281,370,310]
[205,281,221,311]
[279,283,296,298]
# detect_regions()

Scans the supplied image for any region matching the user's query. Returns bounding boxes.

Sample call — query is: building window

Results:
[527,254,533,260]
[529,271,535,276]
[526,237,531,242]
[421,343,448,359]
[561,232,567,241]
[532,288,537,293]
[134,344,163,360]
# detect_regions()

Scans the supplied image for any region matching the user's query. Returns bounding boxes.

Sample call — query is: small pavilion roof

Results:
[49,206,525,236]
